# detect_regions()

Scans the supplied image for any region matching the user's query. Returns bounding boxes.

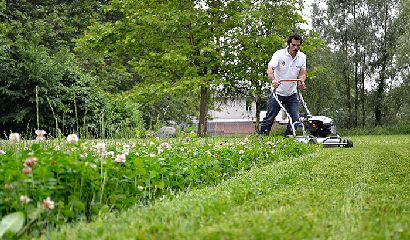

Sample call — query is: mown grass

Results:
[44,135,409,240]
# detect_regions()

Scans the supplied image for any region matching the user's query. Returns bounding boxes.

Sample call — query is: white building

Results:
[207,98,288,135]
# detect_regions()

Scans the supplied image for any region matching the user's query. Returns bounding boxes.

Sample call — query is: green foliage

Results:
[0,212,25,238]
[0,1,122,137]
[0,136,313,237]
[102,95,146,138]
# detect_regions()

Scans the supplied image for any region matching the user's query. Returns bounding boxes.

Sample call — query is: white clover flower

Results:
[149,153,156,158]
[20,195,32,204]
[115,154,126,163]
[35,130,47,141]
[66,134,79,144]
[22,167,32,175]
[239,150,244,155]
[95,142,106,156]
[123,144,130,155]
[137,185,144,191]
[0,150,6,155]
[42,197,55,210]
[54,145,61,151]
[159,142,172,149]
[24,157,37,167]
[149,141,156,146]
[9,133,20,144]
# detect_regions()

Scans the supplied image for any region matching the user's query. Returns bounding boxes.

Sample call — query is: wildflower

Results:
[239,150,244,155]
[159,142,172,149]
[20,195,32,204]
[42,197,55,210]
[149,141,156,146]
[95,142,106,156]
[9,133,20,144]
[66,134,79,144]
[149,153,156,158]
[35,130,47,141]
[24,157,37,167]
[22,167,32,175]
[54,145,61,151]
[115,154,126,163]
[4,183,12,189]
[123,144,130,155]
[137,185,144,191]
[0,150,5,154]
[266,141,273,146]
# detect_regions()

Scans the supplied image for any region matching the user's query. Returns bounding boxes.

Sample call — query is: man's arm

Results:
[267,66,280,88]
[298,68,307,89]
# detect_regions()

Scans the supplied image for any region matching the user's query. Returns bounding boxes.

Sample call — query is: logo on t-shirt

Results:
[281,61,286,66]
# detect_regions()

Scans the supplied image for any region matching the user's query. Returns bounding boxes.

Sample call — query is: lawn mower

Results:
[271,79,353,148]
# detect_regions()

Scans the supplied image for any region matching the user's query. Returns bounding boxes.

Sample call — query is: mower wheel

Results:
[344,138,353,148]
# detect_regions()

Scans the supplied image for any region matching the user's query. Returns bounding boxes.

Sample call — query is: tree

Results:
[0,0,144,137]
[310,0,403,127]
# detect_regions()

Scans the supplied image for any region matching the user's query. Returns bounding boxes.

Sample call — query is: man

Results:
[259,34,307,136]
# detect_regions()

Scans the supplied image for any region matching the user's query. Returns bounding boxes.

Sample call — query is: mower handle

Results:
[277,79,304,83]
[271,79,304,89]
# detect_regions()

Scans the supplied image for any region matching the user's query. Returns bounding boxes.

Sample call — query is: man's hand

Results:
[272,80,280,88]
[298,82,307,90]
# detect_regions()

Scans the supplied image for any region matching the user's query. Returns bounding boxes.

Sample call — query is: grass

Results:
[44,135,409,240]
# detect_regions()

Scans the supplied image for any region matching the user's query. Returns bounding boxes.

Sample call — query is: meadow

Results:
[0,133,314,239]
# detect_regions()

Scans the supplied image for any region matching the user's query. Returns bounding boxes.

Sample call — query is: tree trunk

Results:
[374,2,389,125]
[353,1,359,127]
[361,52,366,127]
[198,84,209,137]
[255,95,261,133]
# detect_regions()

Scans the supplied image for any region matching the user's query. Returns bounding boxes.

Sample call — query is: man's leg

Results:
[284,93,300,136]
[259,93,281,135]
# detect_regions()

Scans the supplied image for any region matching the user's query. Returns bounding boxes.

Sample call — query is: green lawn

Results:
[45,135,409,240]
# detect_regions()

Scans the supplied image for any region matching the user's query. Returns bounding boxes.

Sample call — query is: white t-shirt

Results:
[268,48,306,96]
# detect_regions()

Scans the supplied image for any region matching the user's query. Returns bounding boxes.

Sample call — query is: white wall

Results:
[209,99,287,123]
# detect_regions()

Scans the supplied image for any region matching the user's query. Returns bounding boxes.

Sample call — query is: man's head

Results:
[287,34,303,57]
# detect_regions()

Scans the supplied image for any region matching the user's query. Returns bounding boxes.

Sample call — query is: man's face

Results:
[288,39,301,55]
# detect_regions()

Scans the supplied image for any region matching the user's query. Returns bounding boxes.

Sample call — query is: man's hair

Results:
[287,34,303,46]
